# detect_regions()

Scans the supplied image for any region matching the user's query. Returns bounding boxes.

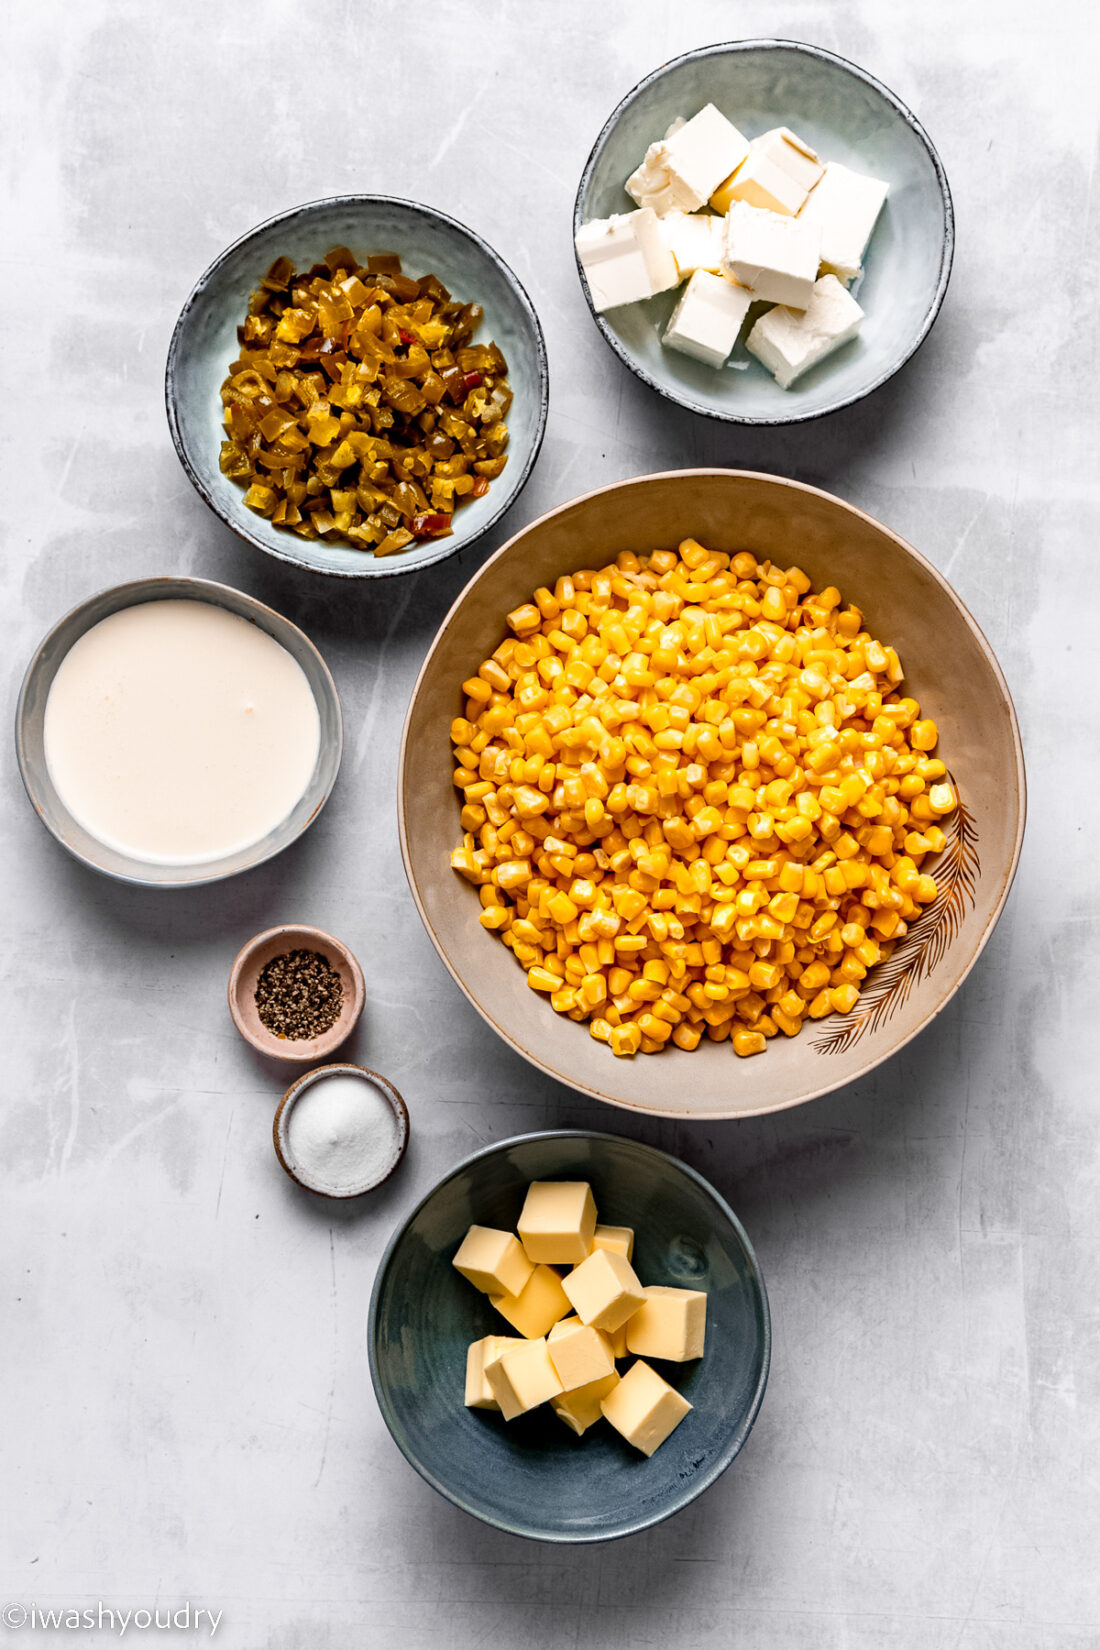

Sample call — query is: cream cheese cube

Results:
[663,270,753,368]
[517,1181,597,1264]
[574,210,679,312]
[464,1335,524,1409]
[722,201,821,308]
[797,161,889,281]
[625,118,698,215]
[661,211,726,280]
[490,1262,571,1339]
[713,126,824,215]
[551,1372,620,1436]
[485,1337,563,1421]
[627,108,749,216]
[600,1359,692,1456]
[452,1225,534,1298]
[625,1285,707,1361]
[562,1246,646,1332]
[547,1315,616,1391]
[746,274,864,388]
[661,104,751,212]
[592,1224,635,1261]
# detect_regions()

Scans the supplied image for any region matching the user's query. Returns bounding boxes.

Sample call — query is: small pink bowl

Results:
[228,924,365,1064]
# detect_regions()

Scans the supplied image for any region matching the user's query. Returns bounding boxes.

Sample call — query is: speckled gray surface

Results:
[2,3,1098,1646]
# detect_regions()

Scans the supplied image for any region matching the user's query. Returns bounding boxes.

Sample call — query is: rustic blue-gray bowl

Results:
[574,40,953,424]
[167,196,548,578]
[368,1130,770,1543]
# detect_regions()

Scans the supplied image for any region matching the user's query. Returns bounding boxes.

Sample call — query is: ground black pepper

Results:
[255,949,344,1040]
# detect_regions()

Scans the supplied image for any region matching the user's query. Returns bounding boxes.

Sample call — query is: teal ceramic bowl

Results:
[368,1130,770,1542]
[166,196,548,579]
[574,40,953,424]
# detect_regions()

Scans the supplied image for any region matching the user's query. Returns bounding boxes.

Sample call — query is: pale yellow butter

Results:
[551,1372,620,1436]
[626,1285,707,1361]
[547,1315,616,1392]
[600,1359,692,1456]
[490,1263,571,1339]
[562,1246,646,1332]
[453,1225,535,1298]
[464,1335,524,1409]
[592,1224,634,1261]
[485,1336,563,1421]
[517,1181,597,1264]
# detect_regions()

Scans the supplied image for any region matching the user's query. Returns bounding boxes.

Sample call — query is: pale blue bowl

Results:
[167,196,548,578]
[574,40,953,424]
[368,1131,770,1543]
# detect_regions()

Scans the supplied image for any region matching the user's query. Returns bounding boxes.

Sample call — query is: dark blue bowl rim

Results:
[572,38,955,427]
[165,193,550,580]
[367,1127,772,1544]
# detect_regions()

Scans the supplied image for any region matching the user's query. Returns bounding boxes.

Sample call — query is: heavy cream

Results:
[43,598,320,864]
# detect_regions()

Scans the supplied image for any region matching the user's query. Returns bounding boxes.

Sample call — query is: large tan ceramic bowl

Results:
[399,471,1025,1120]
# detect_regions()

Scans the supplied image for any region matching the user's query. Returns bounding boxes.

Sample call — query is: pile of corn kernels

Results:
[450,541,956,1058]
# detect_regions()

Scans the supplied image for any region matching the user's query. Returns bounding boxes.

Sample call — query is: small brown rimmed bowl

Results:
[274,1064,409,1199]
[228,924,364,1064]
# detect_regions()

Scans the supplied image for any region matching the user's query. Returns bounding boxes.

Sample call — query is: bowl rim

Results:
[274,1062,409,1198]
[572,37,955,426]
[398,468,1027,1120]
[227,922,366,1064]
[366,1126,772,1543]
[165,192,550,580]
[15,575,343,889]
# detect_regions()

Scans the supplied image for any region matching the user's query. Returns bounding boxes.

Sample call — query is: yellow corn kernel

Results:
[610,1023,642,1058]
[732,1028,767,1058]
[828,984,860,1014]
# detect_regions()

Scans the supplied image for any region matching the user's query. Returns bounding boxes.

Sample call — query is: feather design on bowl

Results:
[811,778,980,1055]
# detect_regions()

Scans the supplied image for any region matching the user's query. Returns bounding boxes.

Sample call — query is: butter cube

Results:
[485,1337,563,1421]
[600,1359,692,1456]
[661,210,726,281]
[712,126,823,216]
[517,1181,597,1264]
[551,1372,620,1436]
[663,270,753,368]
[562,1247,646,1332]
[797,161,889,282]
[491,1263,571,1339]
[746,274,864,388]
[464,1335,524,1409]
[607,1319,629,1360]
[547,1315,616,1391]
[722,202,821,308]
[625,1285,707,1361]
[453,1225,534,1297]
[592,1224,635,1261]
[574,210,679,312]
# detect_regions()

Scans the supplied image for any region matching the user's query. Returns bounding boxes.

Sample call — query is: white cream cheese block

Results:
[575,209,680,311]
[663,269,753,367]
[797,161,889,281]
[661,211,726,280]
[722,201,821,308]
[746,273,865,388]
[628,104,749,215]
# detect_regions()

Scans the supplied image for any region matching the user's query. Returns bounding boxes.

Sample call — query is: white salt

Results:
[286,1073,400,1192]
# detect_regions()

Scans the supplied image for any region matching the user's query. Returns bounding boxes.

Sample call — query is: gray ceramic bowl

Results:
[574,40,953,423]
[368,1130,769,1542]
[166,195,548,578]
[400,470,1025,1120]
[16,577,342,888]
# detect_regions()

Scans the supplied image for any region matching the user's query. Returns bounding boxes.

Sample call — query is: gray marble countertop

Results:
[3,3,1097,1646]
